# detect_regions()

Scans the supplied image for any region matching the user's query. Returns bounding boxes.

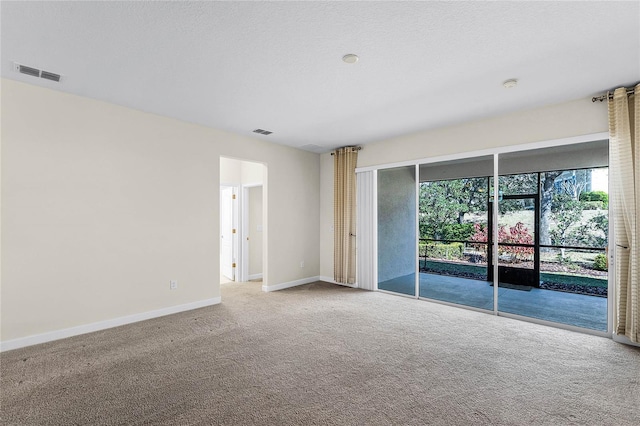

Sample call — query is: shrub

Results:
[551,194,583,248]
[580,191,608,206]
[581,201,604,210]
[441,223,475,241]
[470,222,534,260]
[594,253,608,271]
[424,242,464,260]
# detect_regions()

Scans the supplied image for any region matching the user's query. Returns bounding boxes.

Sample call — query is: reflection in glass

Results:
[377,166,416,296]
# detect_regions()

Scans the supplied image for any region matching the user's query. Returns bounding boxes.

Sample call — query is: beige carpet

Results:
[1,281,639,425]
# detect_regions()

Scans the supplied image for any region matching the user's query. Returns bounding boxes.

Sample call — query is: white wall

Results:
[319,153,334,280]
[220,157,242,184]
[1,79,320,344]
[220,157,265,186]
[319,97,608,280]
[357,97,608,168]
[248,186,263,277]
[241,161,264,185]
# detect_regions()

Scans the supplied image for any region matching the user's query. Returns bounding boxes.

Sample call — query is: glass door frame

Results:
[364,132,612,337]
[487,192,540,288]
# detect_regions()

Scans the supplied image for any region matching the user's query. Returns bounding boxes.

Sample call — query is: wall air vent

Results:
[18,64,40,77]
[40,70,61,82]
[14,62,63,83]
[252,129,273,135]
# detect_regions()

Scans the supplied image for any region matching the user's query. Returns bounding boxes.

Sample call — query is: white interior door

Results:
[221,186,235,281]
[242,185,263,282]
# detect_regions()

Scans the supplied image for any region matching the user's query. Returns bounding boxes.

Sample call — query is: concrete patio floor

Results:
[378,273,607,331]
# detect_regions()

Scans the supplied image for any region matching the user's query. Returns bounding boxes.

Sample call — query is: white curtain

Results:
[609,84,639,343]
[334,147,358,284]
[356,171,375,290]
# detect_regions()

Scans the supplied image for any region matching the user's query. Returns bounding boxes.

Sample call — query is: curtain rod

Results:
[592,87,635,103]
[331,146,362,155]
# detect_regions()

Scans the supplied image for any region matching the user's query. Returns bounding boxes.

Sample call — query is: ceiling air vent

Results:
[17,64,40,77]
[40,70,61,82]
[253,129,273,135]
[14,62,63,83]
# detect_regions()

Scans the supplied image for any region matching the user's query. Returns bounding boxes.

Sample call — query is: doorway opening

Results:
[487,181,540,288]
[220,157,266,286]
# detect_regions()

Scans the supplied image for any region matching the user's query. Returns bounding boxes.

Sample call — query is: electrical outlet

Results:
[300,261,304,268]
[170,280,178,290]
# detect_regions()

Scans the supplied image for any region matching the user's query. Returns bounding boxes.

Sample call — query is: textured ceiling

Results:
[2,1,639,153]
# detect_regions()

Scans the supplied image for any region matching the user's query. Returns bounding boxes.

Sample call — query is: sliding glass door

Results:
[496,143,609,331]
[377,166,416,296]
[418,156,494,310]
[373,140,609,333]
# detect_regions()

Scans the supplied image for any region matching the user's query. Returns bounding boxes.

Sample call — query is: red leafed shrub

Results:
[503,222,534,259]
[470,223,488,243]
[470,222,534,260]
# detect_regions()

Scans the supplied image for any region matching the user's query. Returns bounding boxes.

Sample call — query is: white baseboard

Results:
[0,297,221,352]
[613,333,640,347]
[319,276,358,288]
[262,276,320,292]
[249,273,263,281]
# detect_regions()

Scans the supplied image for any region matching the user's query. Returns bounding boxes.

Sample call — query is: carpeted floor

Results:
[1,281,639,425]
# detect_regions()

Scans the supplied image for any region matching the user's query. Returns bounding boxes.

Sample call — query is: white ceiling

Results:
[2,1,639,153]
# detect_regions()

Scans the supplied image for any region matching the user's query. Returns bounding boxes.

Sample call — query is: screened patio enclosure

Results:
[374,140,610,332]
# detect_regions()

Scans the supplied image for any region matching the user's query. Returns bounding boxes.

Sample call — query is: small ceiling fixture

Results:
[503,79,518,89]
[342,54,359,64]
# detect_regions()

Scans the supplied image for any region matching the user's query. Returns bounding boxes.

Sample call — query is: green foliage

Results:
[550,194,583,247]
[441,223,475,241]
[420,170,609,255]
[419,178,487,240]
[580,191,609,205]
[540,272,608,288]
[495,174,539,214]
[540,171,564,246]
[581,201,603,210]
[420,260,487,281]
[549,193,609,249]
[593,253,608,271]
[421,242,464,260]
[579,214,609,248]
[498,173,538,196]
